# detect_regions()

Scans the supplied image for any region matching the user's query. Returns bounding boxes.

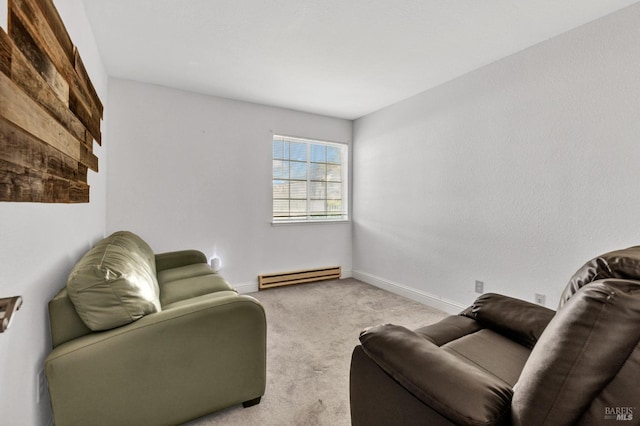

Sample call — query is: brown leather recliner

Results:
[350,246,640,425]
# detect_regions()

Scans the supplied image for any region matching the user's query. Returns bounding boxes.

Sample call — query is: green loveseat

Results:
[45,231,266,426]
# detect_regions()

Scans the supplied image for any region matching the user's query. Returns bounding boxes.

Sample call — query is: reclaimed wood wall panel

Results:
[10,0,103,137]
[31,0,74,63]
[1,29,85,143]
[8,14,69,103]
[0,118,89,203]
[0,0,102,203]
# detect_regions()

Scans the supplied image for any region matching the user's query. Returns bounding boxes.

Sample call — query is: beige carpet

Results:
[184,278,448,426]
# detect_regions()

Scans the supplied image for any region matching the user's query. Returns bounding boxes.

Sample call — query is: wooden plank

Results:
[79,142,98,172]
[69,181,89,203]
[0,116,47,172]
[84,129,93,148]
[8,11,69,104]
[42,172,69,202]
[0,70,79,160]
[0,28,90,146]
[0,116,84,181]
[33,0,74,64]
[0,71,96,169]
[0,159,88,203]
[9,0,72,76]
[77,163,87,182]
[74,47,103,118]
[0,30,11,76]
[9,0,103,142]
[0,159,45,202]
[17,0,103,120]
[70,87,101,144]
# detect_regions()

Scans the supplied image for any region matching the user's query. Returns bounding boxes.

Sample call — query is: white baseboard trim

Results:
[351,270,466,315]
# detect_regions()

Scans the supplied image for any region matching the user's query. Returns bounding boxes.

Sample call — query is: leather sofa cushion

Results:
[462,293,555,348]
[67,231,161,331]
[160,273,234,306]
[155,249,208,272]
[442,329,531,387]
[360,324,513,425]
[157,263,216,284]
[560,245,640,308]
[415,314,531,386]
[512,279,640,426]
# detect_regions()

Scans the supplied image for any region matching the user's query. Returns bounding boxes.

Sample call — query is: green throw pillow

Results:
[67,231,161,331]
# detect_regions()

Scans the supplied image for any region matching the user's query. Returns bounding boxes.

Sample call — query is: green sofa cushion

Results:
[67,231,161,331]
[160,273,234,306]
[157,263,216,285]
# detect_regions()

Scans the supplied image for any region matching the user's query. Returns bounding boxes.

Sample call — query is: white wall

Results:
[353,4,640,313]
[0,1,5,34]
[0,1,108,424]
[107,79,352,291]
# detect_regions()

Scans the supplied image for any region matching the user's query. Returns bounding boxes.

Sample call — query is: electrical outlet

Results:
[535,293,546,306]
[37,368,45,403]
[475,280,484,294]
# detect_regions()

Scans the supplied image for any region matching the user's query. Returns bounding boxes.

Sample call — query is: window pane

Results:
[310,163,326,181]
[273,180,289,198]
[310,200,326,216]
[327,200,342,213]
[273,160,289,179]
[290,142,307,161]
[273,139,289,160]
[327,146,341,164]
[327,164,341,182]
[311,144,326,163]
[290,181,307,199]
[290,200,307,217]
[290,162,307,180]
[327,182,341,199]
[310,181,326,199]
[273,200,289,217]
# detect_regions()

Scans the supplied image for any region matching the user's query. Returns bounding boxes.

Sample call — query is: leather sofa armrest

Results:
[155,249,208,272]
[359,324,513,426]
[461,293,556,348]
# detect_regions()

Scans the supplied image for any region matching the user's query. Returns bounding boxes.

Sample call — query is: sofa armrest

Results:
[461,293,556,348]
[359,324,513,426]
[48,287,92,348]
[45,292,266,426]
[155,249,208,272]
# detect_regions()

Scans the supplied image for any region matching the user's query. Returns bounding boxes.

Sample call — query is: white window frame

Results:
[272,134,349,224]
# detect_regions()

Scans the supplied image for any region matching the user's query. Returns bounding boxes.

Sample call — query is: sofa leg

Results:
[242,397,261,408]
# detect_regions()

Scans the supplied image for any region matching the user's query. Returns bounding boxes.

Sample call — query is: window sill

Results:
[271,219,351,226]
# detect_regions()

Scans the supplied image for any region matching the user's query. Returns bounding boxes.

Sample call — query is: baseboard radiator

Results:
[258,266,341,290]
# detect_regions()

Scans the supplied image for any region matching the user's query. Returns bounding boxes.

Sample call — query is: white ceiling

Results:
[82,0,639,120]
